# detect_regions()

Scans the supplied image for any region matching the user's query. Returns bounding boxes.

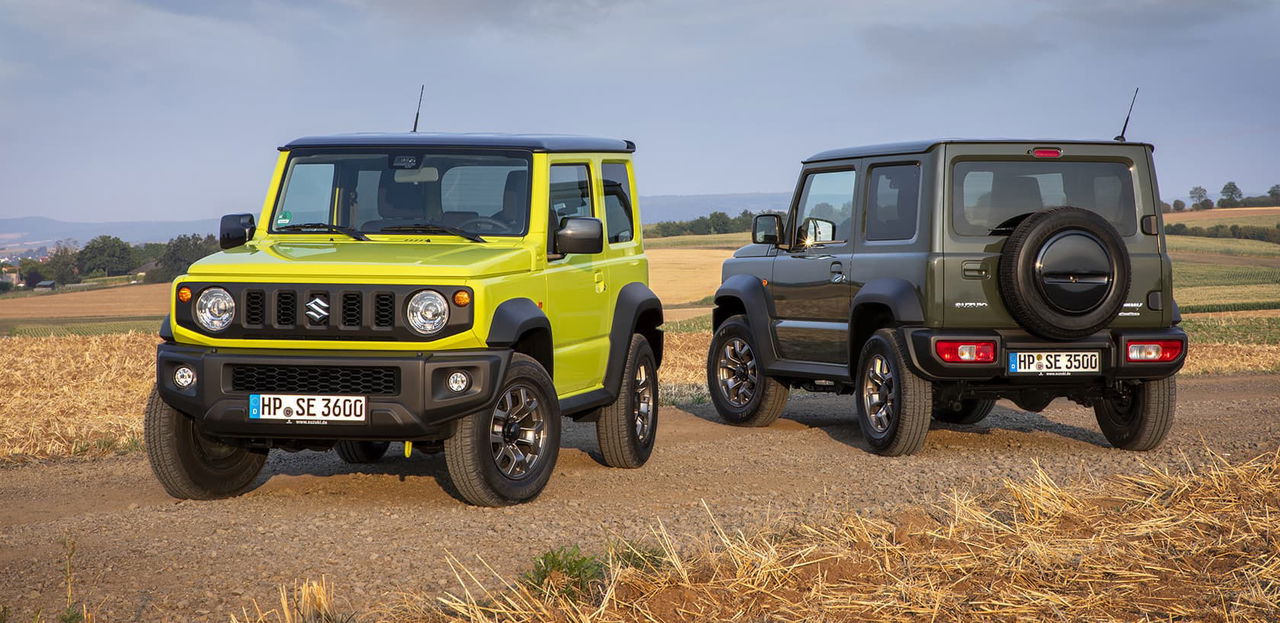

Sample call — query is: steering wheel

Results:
[457,216,511,233]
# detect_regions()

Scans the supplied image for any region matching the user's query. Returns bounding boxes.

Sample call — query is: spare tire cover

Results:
[997,207,1131,341]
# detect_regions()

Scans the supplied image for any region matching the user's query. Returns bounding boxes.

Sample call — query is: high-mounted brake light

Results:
[1126,340,1183,362]
[1031,148,1062,159]
[936,340,996,363]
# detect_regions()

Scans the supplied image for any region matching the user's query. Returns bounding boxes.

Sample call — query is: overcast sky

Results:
[1,0,1277,223]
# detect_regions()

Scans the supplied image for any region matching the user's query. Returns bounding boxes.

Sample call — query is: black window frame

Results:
[601,161,636,244]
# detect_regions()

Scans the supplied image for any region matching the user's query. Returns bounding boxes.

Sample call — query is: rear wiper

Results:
[277,223,370,241]
[380,223,486,243]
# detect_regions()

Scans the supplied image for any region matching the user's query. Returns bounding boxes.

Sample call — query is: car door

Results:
[769,167,857,363]
[541,160,611,394]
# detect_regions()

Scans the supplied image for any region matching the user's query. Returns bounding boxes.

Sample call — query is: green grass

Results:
[1173,261,1280,288]
[1167,235,1280,258]
[519,546,605,600]
[0,316,163,337]
[1181,316,1280,344]
[664,314,711,334]
[645,231,751,249]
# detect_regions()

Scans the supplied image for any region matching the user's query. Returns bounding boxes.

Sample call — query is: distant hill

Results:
[0,216,220,250]
[0,192,792,248]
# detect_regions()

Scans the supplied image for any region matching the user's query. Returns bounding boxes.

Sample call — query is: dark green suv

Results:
[706,139,1186,455]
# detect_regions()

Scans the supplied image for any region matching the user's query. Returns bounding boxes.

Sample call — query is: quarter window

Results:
[792,169,856,247]
[602,162,634,243]
[866,164,921,241]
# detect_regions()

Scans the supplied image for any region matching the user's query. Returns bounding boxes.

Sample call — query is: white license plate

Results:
[249,394,367,423]
[1008,351,1100,375]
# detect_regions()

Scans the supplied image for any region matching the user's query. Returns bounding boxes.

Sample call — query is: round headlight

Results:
[194,287,235,332]
[406,290,449,335]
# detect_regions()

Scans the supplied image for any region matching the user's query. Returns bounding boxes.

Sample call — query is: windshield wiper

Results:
[277,223,370,241]
[380,223,486,243]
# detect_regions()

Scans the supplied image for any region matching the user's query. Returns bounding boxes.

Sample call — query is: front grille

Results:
[374,293,395,328]
[276,291,297,326]
[245,290,266,326]
[230,364,400,395]
[342,293,362,327]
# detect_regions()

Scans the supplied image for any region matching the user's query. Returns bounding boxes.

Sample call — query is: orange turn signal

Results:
[177,287,192,303]
[453,290,471,307]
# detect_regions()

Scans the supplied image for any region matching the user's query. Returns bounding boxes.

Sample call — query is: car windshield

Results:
[270,149,532,238]
[952,160,1137,236]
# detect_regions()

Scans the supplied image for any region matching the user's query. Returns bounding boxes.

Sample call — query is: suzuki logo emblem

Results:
[305,296,329,323]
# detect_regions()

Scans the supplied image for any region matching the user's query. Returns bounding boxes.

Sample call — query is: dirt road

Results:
[2,375,1278,621]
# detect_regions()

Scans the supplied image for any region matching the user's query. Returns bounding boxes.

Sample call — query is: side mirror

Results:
[752,214,783,245]
[555,216,604,255]
[220,213,256,250]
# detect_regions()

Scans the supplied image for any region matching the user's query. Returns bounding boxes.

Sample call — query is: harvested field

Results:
[1164,205,1280,226]
[646,248,733,305]
[1167,235,1280,258]
[0,282,168,319]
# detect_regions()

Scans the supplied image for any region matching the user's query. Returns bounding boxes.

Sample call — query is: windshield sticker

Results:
[276,211,292,226]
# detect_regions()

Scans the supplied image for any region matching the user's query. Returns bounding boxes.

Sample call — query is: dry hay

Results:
[646,249,734,305]
[376,451,1280,623]
[0,333,156,463]
[0,283,169,319]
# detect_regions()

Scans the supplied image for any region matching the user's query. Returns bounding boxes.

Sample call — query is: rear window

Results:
[952,161,1136,236]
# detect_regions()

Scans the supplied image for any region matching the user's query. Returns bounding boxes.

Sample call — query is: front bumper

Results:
[156,342,510,441]
[900,327,1187,383]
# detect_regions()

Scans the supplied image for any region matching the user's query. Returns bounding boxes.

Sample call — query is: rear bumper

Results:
[900,327,1187,383]
[155,342,510,441]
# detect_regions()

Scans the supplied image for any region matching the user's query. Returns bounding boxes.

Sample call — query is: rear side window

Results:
[865,164,920,241]
[952,161,1136,236]
[602,162,634,243]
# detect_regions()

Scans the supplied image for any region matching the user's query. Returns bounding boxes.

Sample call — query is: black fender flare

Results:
[711,274,779,368]
[486,298,552,348]
[851,278,924,325]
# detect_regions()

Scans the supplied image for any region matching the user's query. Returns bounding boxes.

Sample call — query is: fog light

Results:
[447,371,470,393]
[174,365,196,389]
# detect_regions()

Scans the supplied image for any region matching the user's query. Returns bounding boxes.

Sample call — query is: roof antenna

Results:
[411,84,424,133]
[1114,87,1139,142]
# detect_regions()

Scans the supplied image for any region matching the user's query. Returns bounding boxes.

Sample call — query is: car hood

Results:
[186,240,535,281]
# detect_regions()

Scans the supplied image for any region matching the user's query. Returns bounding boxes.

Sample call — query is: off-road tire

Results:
[144,388,267,500]
[855,329,933,456]
[998,207,1131,341]
[933,398,997,425]
[444,354,561,506]
[596,334,660,468]
[1094,376,1176,451]
[334,441,390,464]
[707,314,788,427]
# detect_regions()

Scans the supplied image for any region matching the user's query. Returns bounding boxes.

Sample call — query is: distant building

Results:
[0,267,17,287]
[34,280,57,291]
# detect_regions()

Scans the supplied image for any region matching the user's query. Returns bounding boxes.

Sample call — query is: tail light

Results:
[936,340,996,363]
[1126,340,1183,362]
[1031,147,1062,158]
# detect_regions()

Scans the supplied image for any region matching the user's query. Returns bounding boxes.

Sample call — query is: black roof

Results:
[803,138,1154,163]
[282,132,634,153]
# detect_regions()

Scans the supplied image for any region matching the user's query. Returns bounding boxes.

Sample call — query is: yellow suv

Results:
[146,133,663,506]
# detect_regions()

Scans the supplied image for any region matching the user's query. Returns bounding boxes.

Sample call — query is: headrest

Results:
[990,176,1044,211]
[503,170,528,217]
[379,177,426,219]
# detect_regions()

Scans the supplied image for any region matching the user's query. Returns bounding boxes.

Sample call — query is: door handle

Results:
[594,270,606,293]
[830,262,846,284]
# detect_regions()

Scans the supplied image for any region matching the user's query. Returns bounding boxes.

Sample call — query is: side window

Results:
[275,163,335,228]
[549,164,592,224]
[602,162,634,243]
[866,164,920,241]
[792,169,855,247]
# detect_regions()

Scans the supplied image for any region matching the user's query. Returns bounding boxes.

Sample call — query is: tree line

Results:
[644,210,775,238]
[1,234,219,292]
[1162,183,1280,212]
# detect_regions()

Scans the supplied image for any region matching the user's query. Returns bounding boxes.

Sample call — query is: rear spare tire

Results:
[998,207,1131,341]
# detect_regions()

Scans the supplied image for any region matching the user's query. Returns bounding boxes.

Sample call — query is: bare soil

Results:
[1164,206,1280,222]
[1,375,1277,621]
